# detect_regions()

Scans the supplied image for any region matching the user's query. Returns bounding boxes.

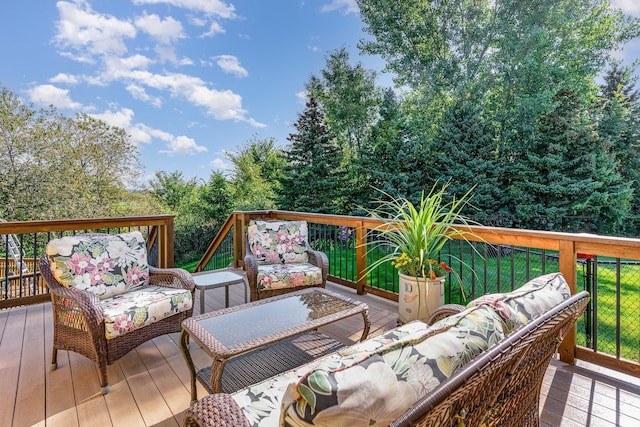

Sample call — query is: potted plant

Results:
[364,183,478,324]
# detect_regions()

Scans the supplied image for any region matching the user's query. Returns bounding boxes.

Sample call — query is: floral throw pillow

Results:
[46,231,150,300]
[247,220,309,264]
[467,272,571,332]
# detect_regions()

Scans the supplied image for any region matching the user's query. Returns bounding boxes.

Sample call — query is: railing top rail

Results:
[0,215,176,234]
[238,210,640,251]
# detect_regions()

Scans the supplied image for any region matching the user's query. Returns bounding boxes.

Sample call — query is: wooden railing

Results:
[196,210,640,377]
[0,215,175,309]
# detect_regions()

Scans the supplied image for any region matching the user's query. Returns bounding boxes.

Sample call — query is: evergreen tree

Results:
[510,89,632,233]
[432,100,511,226]
[277,97,344,213]
[355,89,425,213]
[598,63,640,234]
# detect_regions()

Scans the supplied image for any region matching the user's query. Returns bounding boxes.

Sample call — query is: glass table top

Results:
[195,290,357,348]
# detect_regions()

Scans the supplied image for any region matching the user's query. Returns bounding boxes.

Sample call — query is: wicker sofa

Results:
[244,220,328,301]
[184,272,589,427]
[39,231,195,394]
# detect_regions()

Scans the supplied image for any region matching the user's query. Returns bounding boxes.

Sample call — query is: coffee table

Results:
[180,287,370,403]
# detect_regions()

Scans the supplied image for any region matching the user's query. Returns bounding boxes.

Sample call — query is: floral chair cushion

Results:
[248,220,309,264]
[256,263,323,290]
[467,272,571,332]
[100,285,193,339]
[46,231,150,300]
[280,305,508,426]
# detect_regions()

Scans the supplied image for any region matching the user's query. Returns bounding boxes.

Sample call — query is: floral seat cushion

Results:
[280,305,508,426]
[256,263,323,290]
[248,220,309,264]
[100,285,193,339]
[46,231,149,300]
[467,272,571,332]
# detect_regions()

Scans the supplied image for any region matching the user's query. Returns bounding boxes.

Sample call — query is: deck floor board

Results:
[2,272,639,426]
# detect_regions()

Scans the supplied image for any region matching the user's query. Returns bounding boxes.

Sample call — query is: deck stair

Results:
[1,219,30,275]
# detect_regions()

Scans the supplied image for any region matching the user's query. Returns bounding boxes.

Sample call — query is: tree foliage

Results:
[226,136,285,210]
[0,86,147,221]
[278,97,344,213]
[306,47,381,152]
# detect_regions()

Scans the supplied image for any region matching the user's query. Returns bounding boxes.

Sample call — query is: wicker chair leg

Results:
[50,348,58,370]
[98,365,110,395]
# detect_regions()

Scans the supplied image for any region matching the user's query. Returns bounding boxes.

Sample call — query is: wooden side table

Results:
[192,270,248,313]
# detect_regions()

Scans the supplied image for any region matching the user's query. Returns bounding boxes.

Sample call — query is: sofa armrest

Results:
[428,303,466,324]
[184,394,251,427]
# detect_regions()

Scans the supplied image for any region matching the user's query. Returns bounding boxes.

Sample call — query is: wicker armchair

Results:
[40,231,195,394]
[244,220,328,301]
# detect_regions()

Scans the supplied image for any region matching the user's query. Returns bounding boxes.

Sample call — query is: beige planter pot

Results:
[398,272,445,324]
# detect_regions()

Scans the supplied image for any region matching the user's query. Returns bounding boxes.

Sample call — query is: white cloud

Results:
[214,55,248,77]
[27,84,83,110]
[90,107,207,155]
[119,69,263,125]
[160,135,208,155]
[49,73,79,85]
[296,90,308,104]
[50,1,261,129]
[210,157,231,171]
[200,21,225,37]
[612,0,640,16]
[321,0,359,15]
[134,13,185,44]
[132,0,236,18]
[55,1,136,58]
[126,84,162,107]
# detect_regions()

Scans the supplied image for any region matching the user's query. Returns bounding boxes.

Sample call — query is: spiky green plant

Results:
[364,182,479,287]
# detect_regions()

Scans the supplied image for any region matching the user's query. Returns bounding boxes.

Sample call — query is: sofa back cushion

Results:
[46,231,150,300]
[466,272,571,333]
[247,220,309,264]
[281,305,508,426]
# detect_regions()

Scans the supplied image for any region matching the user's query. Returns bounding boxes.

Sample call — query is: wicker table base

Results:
[196,331,345,394]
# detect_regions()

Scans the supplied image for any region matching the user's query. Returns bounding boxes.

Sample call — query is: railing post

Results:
[355,222,367,295]
[558,239,577,364]
[157,216,175,268]
[234,213,245,268]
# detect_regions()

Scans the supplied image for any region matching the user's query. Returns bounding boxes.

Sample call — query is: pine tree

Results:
[355,89,425,212]
[599,64,640,234]
[277,97,344,213]
[432,99,510,226]
[510,89,632,233]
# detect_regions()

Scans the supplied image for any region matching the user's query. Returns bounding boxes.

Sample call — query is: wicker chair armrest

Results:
[306,245,328,283]
[148,266,195,291]
[184,393,251,427]
[428,303,466,324]
[243,252,260,301]
[50,283,105,330]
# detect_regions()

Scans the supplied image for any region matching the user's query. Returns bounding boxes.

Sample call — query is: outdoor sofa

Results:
[184,272,589,426]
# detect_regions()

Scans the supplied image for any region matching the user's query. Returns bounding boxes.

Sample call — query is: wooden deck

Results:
[1,274,640,427]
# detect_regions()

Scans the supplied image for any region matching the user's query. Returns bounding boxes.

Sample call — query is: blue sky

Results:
[1,0,639,184]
